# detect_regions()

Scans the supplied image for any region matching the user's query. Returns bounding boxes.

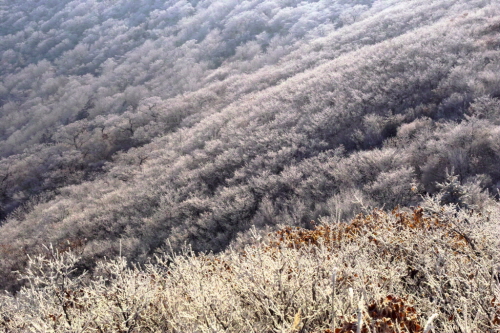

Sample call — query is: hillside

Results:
[1,203,499,331]
[1,0,500,300]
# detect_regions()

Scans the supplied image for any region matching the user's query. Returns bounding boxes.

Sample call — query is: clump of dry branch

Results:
[1,204,499,332]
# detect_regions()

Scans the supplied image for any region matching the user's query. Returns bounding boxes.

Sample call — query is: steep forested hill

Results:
[1,0,500,293]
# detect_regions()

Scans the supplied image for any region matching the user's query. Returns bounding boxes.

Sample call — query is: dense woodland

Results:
[0,0,500,330]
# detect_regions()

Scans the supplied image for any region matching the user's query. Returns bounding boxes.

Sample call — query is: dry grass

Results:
[1,203,499,332]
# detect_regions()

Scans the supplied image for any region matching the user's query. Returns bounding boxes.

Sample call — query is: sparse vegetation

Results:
[1,202,498,332]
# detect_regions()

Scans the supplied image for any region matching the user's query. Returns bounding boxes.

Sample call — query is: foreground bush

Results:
[1,202,499,332]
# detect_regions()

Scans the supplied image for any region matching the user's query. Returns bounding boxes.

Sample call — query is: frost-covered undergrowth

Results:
[2,200,499,332]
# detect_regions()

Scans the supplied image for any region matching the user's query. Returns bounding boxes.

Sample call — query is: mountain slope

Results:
[1,0,500,292]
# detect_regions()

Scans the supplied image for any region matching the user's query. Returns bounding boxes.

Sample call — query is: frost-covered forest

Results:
[1,0,500,312]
